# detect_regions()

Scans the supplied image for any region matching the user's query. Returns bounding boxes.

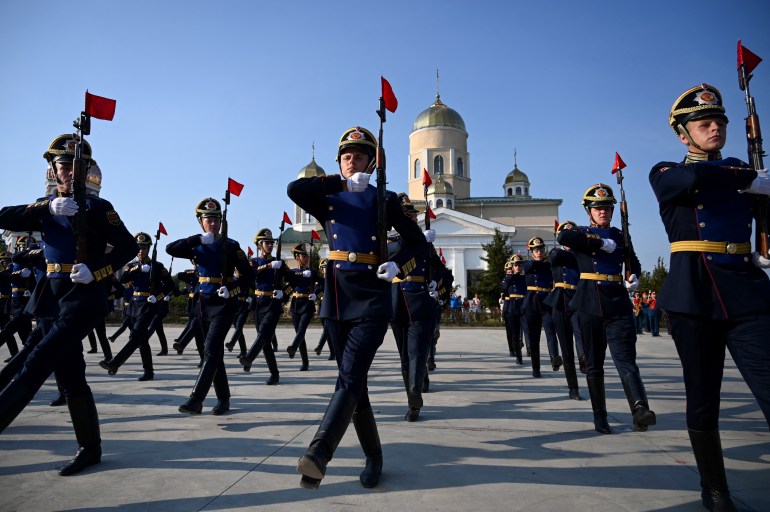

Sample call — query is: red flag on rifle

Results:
[554,219,559,232]
[247,246,254,257]
[228,178,244,196]
[439,247,443,256]
[612,152,627,174]
[311,230,321,241]
[381,76,398,113]
[738,40,762,75]
[441,256,446,265]
[422,168,432,187]
[283,212,292,225]
[427,206,437,220]
[85,91,116,121]
[158,222,168,236]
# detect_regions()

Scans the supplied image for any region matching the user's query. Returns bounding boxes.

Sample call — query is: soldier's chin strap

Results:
[585,206,613,228]
[676,123,708,153]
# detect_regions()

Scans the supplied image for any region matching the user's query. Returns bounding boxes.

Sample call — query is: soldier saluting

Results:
[0,132,137,475]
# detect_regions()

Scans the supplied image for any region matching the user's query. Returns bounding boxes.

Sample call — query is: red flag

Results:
[738,40,762,74]
[554,219,559,232]
[228,177,244,196]
[84,91,116,121]
[247,246,254,257]
[427,206,437,220]
[282,212,292,225]
[441,256,446,265]
[381,76,398,113]
[422,168,432,187]
[612,152,627,174]
[311,229,321,241]
[158,222,168,236]
[438,247,443,256]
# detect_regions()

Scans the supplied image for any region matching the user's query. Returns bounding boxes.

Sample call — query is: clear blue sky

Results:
[2,1,769,273]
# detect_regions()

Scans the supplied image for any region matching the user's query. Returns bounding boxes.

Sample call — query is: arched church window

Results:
[516,186,522,195]
[447,200,452,208]
[436,199,444,208]
[457,158,464,177]
[434,155,444,175]
[507,188,512,197]
[414,159,421,179]
[525,187,529,195]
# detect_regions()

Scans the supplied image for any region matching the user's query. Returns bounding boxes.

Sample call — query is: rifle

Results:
[148,225,162,295]
[221,186,231,278]
[738,41,768,257]
[612,153,633,280]
[422,169,433,283]
[72,112,91,264]
[376,96,388,262]
[276,212,291,264]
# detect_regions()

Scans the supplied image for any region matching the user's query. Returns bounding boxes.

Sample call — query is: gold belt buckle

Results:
[54,263,62,272]
[347,252,357,263]
[726,243,737,254]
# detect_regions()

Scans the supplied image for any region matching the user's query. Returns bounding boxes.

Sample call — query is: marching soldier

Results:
[389,194,438,422]
[225,268,253,359]
[0,132,137,475]
[557,184,655,435]
[167,197,254,414]
[649,83,770,511]
[100,232,175,381]
[0,235,39,359]
[288,126,429,489]
[522,237,561,378]
[239,228,286,385]
[501,254,526,364]
[173,268,205,361]
[285,243,322,371]
[546,222,583,400]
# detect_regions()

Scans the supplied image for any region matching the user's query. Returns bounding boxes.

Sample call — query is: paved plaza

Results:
[0,325,767,512]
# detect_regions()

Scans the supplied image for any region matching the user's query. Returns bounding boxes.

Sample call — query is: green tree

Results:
[478,229,514,310]
[638,256,668,293]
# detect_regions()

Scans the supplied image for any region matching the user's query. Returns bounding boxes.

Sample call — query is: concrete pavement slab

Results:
[0,326,767,512]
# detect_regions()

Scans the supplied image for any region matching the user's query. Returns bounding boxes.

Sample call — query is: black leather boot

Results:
[50,393,67,407]
[530,341,541,378]
[297,389,358,489]
[564,362,583,400]
[180,357,218,413]
[179,396,203,414]
[59,391,102,476]
[586,376,611,434]
[688,429,737,512]
[621,372,656,432]
[353,405,383,488]
[211,398,230,415]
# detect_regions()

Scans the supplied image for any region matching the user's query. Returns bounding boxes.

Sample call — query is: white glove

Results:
[428,280,437,293]
[376,261,399,282]
[141,264,151,273]
[246,296,253,304]
[164,295,171,301]
[600,238,617,253]
[23,290,32,297]
[49,197,78,216]
[346,172,371,192]
[308,293,317,301]
[741,169,770,196]
[302,269,312,277]
[217,286,230,299]
[270,260,283,269]
[200,232,216,245]
[20,268,32,278]
[147,295,158,304]
[429,291,439,299]
[423,229,436,243]
[272,289,284,300]
[70,263,94,284]
[624,273,639,292]
[752,251,770,269]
